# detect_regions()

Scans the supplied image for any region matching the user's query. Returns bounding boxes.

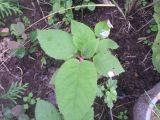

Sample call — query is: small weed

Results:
[10,26,38,58]
[117,110,128,120]
[97,78,118,109]
[23,92,39,110]
[0,82,28,104]
[2,105,31,120]
[22,16,31,26]
[49,0,96,25]
[143,39,153,46]
[147,20,158,34]
[41,56,47,68]
[141,0,148,6]
[0,0,22,19]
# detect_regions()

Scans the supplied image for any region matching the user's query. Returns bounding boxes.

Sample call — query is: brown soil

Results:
[0,0,159,120]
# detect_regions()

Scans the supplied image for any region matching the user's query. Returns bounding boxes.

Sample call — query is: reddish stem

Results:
[79,56,84,62]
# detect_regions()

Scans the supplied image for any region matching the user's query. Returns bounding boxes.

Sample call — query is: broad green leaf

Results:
[35,100,61,120]
[71,20,96,50]
[152,44,160,72]
[152,0,160,73]
[94,21,110,38]
[54,58,97,120]
[37,29,76,60]
[93,52,124,77]
[97,39,119,53]
[81,38,99,58]
[52,2,61,12]
[50,70,58,85]
[81,108,94,120]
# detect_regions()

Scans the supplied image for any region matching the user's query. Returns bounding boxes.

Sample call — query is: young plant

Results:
[0,82,28,104]
[0,0,21,19]
[23,92,39,110]
[49,0,95,25]
[141,0,148,6]
[147,20,158,34]
[97,77,117,109]
[75,0,96,11]
[36,20,124,120]
[10,22,27,58]
[143,39,153,47]
[3,105,31,120]
[22,16,31,26]
[152,0,160,72]
[117,110,128,120]
[10,26,38,58]
[10,22,26,42]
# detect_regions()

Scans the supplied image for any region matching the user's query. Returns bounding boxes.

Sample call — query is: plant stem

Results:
[111,0,126,20]
[110,108,114,120]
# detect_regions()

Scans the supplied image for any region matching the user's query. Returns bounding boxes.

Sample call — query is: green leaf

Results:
[94,21,110,38]
[71,20,96,51]
[54,58,97,120]
[28,92,33,98]
[10,22,25,35]
[93,52,124,77]
[104,91,114,108]
[81,108,94,120]
[96,85,104,97]
[3,107,13,119]
[35,100,61,120]
[152,49,160,72]
[109,88,117,100]
[152,1,160,73]
[52,2,61,12]
[81,38,99,58]
[24,104,29,109]
[124,115,128,119]
[66,0,73,8]
[29,30,37,43]
[106,79,117,90]
[30,99,36,105]
[59,7,66,14]
[104,79,117,108]
[11,48,26,58]
[23,97,28,102]
[97,39,119,53]
[37,29,76,60]
[87,2,96,11]
[18,114,30,120]
[41,57,47,65]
